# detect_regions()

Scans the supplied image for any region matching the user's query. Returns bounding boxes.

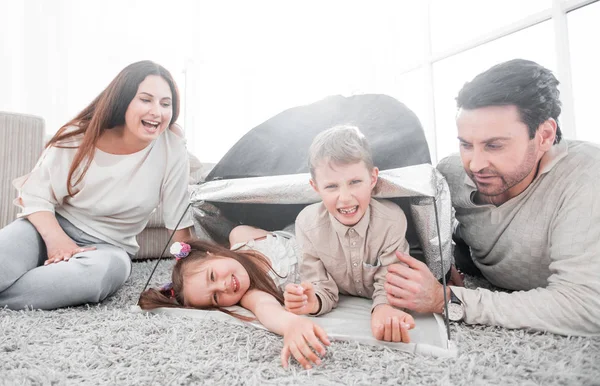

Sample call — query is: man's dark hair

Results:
[456,59,562,144]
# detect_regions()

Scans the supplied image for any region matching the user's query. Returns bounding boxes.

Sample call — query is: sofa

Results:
[0,111,210,260]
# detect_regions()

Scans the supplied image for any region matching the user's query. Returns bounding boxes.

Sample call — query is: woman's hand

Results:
[26,212,96,265]
[44,234,95,265]
[280,317,330,370]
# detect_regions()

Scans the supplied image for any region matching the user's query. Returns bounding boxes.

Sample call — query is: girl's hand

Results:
[284,282,319,315]
[281,317,330,370]
[44,235,96,265]
[371,304,415,343]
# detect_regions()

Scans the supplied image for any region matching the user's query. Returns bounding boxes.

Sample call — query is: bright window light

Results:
[432,21,557,162]
[429,0,552,54]
[568,1,600,144]
[186,1,425,162]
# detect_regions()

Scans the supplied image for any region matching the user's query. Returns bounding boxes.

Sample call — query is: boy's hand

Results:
[280,317,330,370]
[371,304,415,343]
[284,282,319,315]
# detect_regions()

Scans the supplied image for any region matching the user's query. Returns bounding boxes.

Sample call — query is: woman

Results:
[0,60,193,310]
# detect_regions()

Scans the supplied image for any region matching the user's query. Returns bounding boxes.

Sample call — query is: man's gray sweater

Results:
[438,140,600,336]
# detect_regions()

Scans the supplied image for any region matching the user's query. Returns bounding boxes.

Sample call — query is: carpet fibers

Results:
[1,260,599,385]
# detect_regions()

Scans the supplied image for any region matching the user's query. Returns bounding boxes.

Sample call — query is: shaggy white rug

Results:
[1,260,599,385]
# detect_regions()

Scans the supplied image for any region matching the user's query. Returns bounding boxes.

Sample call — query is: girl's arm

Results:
[240,289,331,369]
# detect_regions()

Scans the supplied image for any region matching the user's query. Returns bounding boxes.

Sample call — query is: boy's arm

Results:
[372,210,409,311]
[296,222,340,316]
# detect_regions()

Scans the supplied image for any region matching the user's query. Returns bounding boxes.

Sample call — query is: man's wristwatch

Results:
[442,289,465,322]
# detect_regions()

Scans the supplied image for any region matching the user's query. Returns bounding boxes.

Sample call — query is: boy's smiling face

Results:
[310,159,378,227]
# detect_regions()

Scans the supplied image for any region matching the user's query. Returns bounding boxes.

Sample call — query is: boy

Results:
[284,125,415,343]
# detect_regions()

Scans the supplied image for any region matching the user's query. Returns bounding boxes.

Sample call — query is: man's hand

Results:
[384,251,448,314]
[284,282,319,315]
[371,304,415,343]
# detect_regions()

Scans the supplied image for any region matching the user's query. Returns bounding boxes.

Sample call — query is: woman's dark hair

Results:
[46,60,180,196]
[456,59,562,144]
[138,240,284,321]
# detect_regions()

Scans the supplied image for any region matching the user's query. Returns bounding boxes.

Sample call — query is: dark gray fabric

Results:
[199,94,431,236]
[207,94,430,180]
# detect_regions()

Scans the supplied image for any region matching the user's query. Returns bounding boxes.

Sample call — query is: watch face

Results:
[447,302,464,321]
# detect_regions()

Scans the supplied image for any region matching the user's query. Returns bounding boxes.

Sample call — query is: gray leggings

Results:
[0,214,131,310]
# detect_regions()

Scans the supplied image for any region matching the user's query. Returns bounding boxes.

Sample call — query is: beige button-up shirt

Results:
[295,199,409,316]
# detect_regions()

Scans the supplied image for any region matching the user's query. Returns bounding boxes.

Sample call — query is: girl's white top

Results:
[232,231,301,293]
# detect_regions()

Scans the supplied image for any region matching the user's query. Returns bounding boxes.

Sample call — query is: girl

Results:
[139,225,331,370]
[0,61,193,310]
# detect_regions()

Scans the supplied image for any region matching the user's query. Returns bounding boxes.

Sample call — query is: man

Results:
[384,59,600,336]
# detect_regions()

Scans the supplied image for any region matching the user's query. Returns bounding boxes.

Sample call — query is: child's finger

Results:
[391,317,401,342]
[283,291,307,303]
[285,299,307,309]
[400,321,411,343]
[285,283,305,295]
[305,332,326,357]
[372,322,384,340]
[384,317,392,342]
[284,294,307,304]
[313,324,331,346]
[280,346,290,369]
[297,339,321,366]
[300,282,313,292]
[289,342,311,370]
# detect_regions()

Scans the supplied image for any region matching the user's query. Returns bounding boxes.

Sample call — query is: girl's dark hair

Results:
[46,60,180,196]
[456,59,562,144]
[138,240,284,320]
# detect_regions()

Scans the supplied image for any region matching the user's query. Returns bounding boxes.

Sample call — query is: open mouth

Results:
[338,206,358,215]
[141,120,160,131]
[231,274,239,293]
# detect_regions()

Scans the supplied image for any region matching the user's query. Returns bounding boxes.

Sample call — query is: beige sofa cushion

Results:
[0,112,45,228]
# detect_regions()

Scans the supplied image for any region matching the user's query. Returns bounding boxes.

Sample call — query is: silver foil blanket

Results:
[190,163,453,279]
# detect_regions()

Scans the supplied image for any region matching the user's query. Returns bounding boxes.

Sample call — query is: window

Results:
[568,1,600,143]
[432,21,557,161]
[429,0,552,54]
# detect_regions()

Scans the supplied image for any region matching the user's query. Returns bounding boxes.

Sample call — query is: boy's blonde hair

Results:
[308,125,374,180]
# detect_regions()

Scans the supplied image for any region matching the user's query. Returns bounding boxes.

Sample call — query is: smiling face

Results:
[182,256,251,308]
[457,105,553,205]
[310,159,378,226]
[122,74,173,147]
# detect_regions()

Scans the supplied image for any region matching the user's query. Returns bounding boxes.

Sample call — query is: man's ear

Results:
[309,178,319,193]
[370,167,379,190]
[538,118,557,150]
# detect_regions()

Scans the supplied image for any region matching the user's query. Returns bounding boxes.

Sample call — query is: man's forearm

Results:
[452,285,600,336]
